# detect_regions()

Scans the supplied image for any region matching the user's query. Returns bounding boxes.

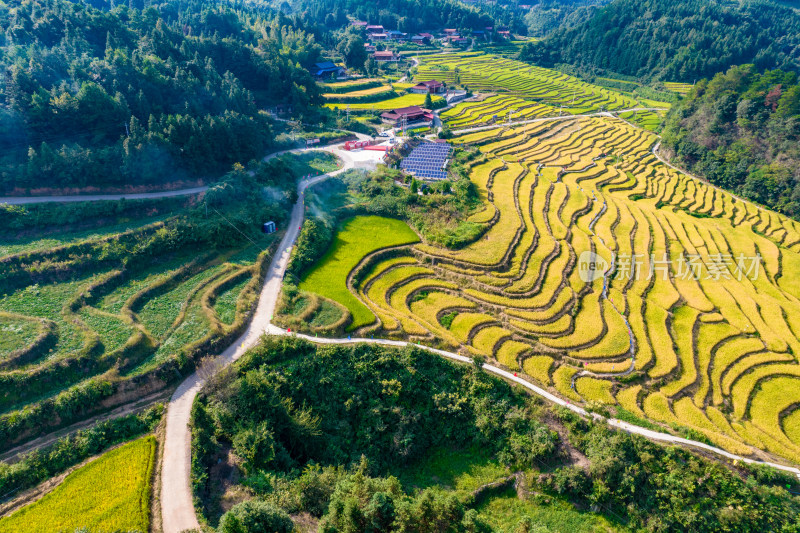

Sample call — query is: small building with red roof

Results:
[409,80,446,94]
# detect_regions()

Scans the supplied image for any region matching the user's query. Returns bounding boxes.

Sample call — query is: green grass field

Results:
[0,436,155,533]
[299,216,420,330]
[396,447,619,532]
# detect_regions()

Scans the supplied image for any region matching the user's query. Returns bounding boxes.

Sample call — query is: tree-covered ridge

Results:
[0,0,323,192]
[192,337,800,532]
[291,0,500,34]
[661,65,800,218]
[520,0,800,82]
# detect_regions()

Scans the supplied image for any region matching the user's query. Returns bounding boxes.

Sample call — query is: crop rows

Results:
[312,114,800,465]
[0,240,267,415]
[415,52,645,113]
[441,95,556,129]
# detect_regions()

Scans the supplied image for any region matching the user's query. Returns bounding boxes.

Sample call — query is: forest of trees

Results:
[192,337,800,532]
[661,65,800,219]
[523,0,608,37]
[291,0,516,36]
[0,0,324,193]
[519,0,800,82]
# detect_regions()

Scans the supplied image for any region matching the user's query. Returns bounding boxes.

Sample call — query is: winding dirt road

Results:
[159,147,355,532]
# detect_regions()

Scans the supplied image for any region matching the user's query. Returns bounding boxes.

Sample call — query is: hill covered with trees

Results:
[192,337,800,532]
[291,0,513,35]
[0,0,323,194]
[661,65,800,218]
[519,0,800,82]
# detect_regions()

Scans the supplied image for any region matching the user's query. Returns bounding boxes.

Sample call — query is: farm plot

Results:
[324,93,444,112]
[0,151,338,450]
[0,436,155,533]
[0,228,273,420]
[299,216,420,331]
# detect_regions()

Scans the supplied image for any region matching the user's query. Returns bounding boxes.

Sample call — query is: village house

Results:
[409,80,446,94]
[373,50,400,62]
[380,105,434,126]
[310,61,346,79]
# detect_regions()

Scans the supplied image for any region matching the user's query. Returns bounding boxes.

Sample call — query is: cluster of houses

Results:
[351,21,513,63]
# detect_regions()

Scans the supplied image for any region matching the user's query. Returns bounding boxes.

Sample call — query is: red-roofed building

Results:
[366,25,384,32]
[373,50,399,62]
[418,33,434,40]
[364,43,377,52]
[444,28,458,34]
[370,32,388,40]
[410,80,446,94]
[380,105,435,126]
[351,20,368,27]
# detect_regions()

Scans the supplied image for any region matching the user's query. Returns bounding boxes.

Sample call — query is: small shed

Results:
[262,221,277,234]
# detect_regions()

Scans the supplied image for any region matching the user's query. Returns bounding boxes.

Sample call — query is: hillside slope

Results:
[520,0,800,82]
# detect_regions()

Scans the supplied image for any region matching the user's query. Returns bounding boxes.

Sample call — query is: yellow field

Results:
[0,436,155,533]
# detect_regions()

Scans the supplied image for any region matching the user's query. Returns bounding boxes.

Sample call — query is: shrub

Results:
[217,500,294,533]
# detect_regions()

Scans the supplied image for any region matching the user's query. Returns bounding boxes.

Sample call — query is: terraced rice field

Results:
[618,109,664,132]
[416,52,650,114]
[323,85,395,101]
[441,95,557,128]
[0,152,344,444]
[0,233,271,418]
[663,82,693,95]
[302,114,800,466]
[299,216,420,331]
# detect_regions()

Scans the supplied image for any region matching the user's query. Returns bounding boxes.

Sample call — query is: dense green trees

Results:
[0,0,323,192]
[523,0,606,38]
[218,500,294,533]
[661,65,800,219]
[193,337,800,532]
[286,217,334,279]
[192,337,559,525]
[520,0,800,82]
[337,31,368,72]
[293,0,499,35]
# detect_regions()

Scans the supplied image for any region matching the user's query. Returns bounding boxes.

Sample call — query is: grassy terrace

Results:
[0,151,341,450]
[299,216,420,330]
